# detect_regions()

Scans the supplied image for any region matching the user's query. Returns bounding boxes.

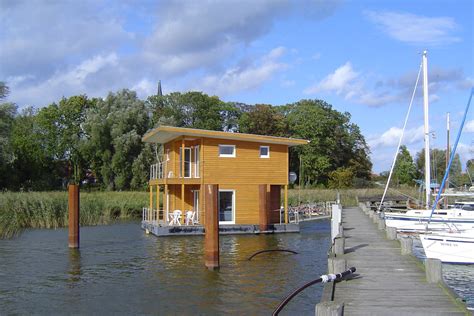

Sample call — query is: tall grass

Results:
[0,191,147,239]
[1,187,420,239]
[288,187,419,207]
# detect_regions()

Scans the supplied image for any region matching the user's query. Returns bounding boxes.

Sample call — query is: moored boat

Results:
[420,230,474,264]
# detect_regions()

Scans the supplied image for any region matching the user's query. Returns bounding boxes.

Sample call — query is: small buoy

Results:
[145,229,150,234]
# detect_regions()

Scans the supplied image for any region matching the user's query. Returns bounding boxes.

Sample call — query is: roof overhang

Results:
[142,126,309,147]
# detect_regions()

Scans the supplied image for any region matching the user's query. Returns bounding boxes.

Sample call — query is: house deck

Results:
[142,221,300,237]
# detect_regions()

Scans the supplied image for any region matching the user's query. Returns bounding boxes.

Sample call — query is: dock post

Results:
[331,205,342,242]
[204,184,219,270]
[333,236,345,255]
[386,227,397,240]
[328,256,347,274]
[68,184,80,249]
[400,237,413,255]
[315,301,344,316]
[425,258,442,283]
[378,218,386,230]
[258,184,269,232]
[372,213,379,224]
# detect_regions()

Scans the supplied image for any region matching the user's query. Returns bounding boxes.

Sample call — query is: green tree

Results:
[84,89,151,190]
[238,104,286,136]
[283,99,371,186]
[415,148,462,187]
[148,91,224,130]
[0,102,16,189]
[328,167,354,188]
[36,95,94,184]
[393,145,416,185]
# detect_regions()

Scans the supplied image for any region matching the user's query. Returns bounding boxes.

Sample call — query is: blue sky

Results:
[1,0,473,173]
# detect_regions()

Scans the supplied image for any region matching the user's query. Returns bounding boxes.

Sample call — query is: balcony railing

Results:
[150,162,165,180]
[149,160,200,180]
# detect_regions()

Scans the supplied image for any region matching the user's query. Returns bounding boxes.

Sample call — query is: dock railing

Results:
[142,207,160,223]
[288,202,333,223]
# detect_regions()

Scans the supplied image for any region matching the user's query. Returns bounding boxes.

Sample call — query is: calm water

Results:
[0,220,330,315]
[413,238,474,310]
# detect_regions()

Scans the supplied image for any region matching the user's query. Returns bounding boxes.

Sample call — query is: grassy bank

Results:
[1,188,420,239]
[0,191,147,239]
[287,187,419,207]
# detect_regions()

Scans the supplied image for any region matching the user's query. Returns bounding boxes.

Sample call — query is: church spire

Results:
[157,80,163,96]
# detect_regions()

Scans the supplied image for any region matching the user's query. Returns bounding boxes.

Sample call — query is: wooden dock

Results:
[322,207,468,315]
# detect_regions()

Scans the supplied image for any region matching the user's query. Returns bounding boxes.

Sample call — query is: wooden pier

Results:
[320,206,468,315]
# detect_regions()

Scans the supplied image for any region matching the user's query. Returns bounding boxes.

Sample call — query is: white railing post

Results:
[331,204,342,242]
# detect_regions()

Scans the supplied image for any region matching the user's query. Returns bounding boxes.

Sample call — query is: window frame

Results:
[259,145,270,158]
[218,189,235,225]
[218,144,236,158]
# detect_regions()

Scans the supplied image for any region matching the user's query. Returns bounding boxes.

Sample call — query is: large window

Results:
[260,146,270,158]
[179,147,191,178]
[219,145,236,157]
[219,190,235,224]
[194,145,200,178]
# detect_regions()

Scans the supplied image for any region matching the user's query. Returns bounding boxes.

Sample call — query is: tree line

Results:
[0,82,375,191]
[386,145,473,189]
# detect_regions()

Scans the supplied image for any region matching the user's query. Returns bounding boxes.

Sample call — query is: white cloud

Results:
[0,1,131,80]
[305,61,473,107]
[1,1,341,107]
[368,125,424,149]
[10,54,119,106]
[365,11,461,45]
[465,120,474,133]
[304,62,398,107]
[305,62,359,95]
[131,79,157,99]
[197,47,288,96]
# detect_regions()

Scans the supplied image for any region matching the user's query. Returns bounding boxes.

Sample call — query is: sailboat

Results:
[420,229,474,264]
[383,51,474,232]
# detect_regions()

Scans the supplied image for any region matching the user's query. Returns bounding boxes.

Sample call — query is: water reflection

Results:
[67,249,81,285]
[0,220,331,315]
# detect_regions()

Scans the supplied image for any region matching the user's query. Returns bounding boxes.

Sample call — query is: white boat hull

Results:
[384,215,474,232]
[384,204,474,232]
[420,233,474,264]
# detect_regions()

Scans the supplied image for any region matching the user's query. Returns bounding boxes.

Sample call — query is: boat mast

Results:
[445,113,450,208]
[422,51,431,208]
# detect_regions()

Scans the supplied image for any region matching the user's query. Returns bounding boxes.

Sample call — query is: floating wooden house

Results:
[141,126,308,235]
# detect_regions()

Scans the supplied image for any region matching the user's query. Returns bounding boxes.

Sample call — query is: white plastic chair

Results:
[169,210,182,226]
[185,210,195,226]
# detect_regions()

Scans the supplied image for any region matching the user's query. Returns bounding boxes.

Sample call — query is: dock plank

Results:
[331,207,467,315]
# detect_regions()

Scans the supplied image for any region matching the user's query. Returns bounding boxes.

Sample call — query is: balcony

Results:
[149,160,201,184]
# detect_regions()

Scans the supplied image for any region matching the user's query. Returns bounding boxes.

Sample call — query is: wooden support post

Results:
[181,137,185,224]
[315,301,344,316]
[156,185,160,220]
[400,237,413,255]
[328,256,346,274]
[68,184,80,248]
[181,184,185,224]
[378,218,386,230]
[165,185,169,222]
[148,184,153,215]
[284,184,288,224]
[204,184,219,270]
[333,236,345,255]
[386,227,397,240]
[425,258,442,283]
[259,184,269,232]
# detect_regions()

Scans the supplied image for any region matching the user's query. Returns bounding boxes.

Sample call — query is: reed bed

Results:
[287,187,419,207]
[1,187,419,239]
[0,191,147,239]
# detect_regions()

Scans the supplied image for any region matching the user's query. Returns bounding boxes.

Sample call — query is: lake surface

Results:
[0,220,330,315]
